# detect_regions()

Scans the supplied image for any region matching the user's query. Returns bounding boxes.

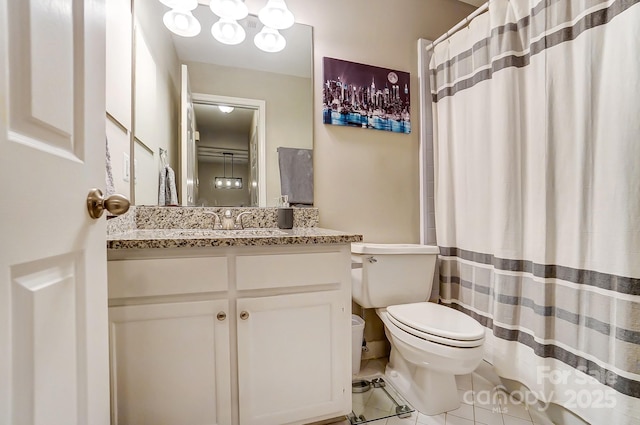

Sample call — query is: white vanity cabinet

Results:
[108,300,232,425]
[107,256,232,425]
[107,244,352,425]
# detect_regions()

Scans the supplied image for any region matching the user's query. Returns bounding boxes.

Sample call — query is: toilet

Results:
[351,243,485,415]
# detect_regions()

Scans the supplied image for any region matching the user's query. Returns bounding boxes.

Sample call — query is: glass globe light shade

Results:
[211,18,246,45]
[209,0,248,20]
[254,26,286,53]
[258,0,294,30]
[163,9,201,37]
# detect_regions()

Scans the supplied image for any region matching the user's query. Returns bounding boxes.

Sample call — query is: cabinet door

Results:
[109,300,231,425]
[237,291,349,425]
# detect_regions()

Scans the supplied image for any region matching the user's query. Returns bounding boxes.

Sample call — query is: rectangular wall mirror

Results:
[113,0,313,207]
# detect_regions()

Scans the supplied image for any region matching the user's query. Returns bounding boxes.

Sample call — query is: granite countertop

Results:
[107,227,363,249]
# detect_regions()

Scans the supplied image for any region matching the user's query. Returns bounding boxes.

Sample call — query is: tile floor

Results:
[333,359,556,425]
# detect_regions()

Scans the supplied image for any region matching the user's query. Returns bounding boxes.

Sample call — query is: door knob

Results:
[86,188,130,219]
[239,311,250,320]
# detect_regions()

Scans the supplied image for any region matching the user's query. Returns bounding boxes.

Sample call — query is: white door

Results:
[0,1,110,424]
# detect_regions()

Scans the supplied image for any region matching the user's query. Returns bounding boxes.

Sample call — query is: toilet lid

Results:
[387,302,485,342]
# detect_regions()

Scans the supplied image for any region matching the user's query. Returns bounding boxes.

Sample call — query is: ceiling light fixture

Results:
[163,9,201,37]
[209,0,248,21]
[211,18,246,45]
[254,26,286,53]
[215,153,243,189]
[158,0,294,52]
[218,105,235,113]
[258,0,294,30]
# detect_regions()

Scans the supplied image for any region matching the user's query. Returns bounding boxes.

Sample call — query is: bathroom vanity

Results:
[106,208,362,425]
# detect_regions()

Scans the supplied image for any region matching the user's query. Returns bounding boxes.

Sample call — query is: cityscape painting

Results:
[322,57,411,134]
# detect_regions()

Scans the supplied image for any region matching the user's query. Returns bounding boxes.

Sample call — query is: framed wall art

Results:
[322,57,411,134]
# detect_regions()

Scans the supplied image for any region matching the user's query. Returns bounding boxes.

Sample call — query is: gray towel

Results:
[159,165,178,206]
[277,147,313,205]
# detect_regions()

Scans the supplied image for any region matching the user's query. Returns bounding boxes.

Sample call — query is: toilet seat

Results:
[386,303,485,348]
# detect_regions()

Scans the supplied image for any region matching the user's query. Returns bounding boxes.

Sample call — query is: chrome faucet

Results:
[205,210,252,230]
[235,211,251,229]
[221,210,235,230]
[204,212,222,229]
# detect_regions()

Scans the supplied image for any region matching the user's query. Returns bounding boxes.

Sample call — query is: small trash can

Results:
[351,314,365,375]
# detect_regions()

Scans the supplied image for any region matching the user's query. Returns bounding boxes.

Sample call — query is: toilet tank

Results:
[351,243,440,308]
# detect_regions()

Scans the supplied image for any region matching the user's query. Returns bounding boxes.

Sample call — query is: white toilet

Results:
[351,243,486,415]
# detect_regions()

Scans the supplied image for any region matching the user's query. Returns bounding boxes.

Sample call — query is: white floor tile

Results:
[474,361,502,386]
[446,402,475,421]
[458,389,475,405]
[386,413,418,424]
[417,412,446,425]
[500,400,532,421]
[352,390,374,408]
[473,406,505,425]
[359,403,394,419]
[527,407,555,425]
[456,374,473,391]
[501,415,534,425]
[356,358,388,379]
[444,414,475,425]
[472,374,500,393]
[472,392,503,412]
[366,389,395,412]
[350,359,552,425]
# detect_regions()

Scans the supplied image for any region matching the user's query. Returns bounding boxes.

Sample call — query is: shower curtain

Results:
[429,0,640,423]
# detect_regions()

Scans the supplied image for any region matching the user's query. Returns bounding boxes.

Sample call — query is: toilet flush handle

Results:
[367,256,378,263]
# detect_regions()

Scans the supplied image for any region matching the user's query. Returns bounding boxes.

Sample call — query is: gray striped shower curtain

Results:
[429,0,640,423]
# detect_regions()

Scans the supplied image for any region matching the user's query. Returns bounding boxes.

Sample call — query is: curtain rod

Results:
[425,1,490,51]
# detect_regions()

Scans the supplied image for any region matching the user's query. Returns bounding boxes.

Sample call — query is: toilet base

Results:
[384,351,461,416]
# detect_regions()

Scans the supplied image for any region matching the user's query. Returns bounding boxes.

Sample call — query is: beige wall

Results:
[133,0,180,205]
[244,0,475,242]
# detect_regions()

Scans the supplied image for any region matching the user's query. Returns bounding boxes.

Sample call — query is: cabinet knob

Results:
[217,311,227,321]
[239,311,250,320]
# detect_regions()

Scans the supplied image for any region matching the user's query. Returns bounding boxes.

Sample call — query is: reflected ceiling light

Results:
[160,0,198,10]
[211,18,246,45]
[254,26,286,53]
[215,153,243,190]
[209,0,248,20]
[163,9,201,37]
[218,105,234,113]
[258,0,294,30]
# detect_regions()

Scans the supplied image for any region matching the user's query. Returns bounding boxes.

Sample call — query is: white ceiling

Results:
[194,103,255,141]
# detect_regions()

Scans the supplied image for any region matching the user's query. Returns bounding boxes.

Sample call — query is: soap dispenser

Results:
[277,195,293,229]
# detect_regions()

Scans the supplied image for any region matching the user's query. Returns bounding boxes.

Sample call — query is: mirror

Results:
[131,0,313,207]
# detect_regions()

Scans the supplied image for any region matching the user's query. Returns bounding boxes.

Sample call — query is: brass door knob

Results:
[239,311,250,320]
[86,188,130,219]
[217,312,227,321]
